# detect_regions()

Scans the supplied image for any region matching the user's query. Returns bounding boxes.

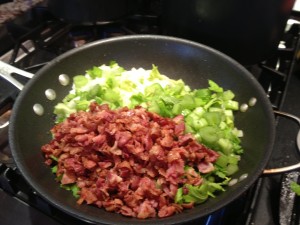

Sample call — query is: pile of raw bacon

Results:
[41,102,219,218]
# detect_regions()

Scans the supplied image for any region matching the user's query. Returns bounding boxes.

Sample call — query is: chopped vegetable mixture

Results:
[43,62,244,218]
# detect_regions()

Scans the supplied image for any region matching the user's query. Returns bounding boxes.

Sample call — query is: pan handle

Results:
[263,110,300,174]
[0,61,34,90]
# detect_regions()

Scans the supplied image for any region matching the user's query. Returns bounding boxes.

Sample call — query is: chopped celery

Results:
[175,187,183,203]
[51,165,57,174]
[198,126,220,145]
[226,164,239,176]
[217,138,233,154]
[179,95,196,110]
[193,118,208,130]
[50,155,58,161]
[149,64,163,80]
[185,124,194,134]
[75,100,90,111]
[185,113,199,128]
[225,100,239,110]
[86,66,102,78]
[194,88,212,100]
[86,84,103,100]
[60,183,80,198]
[202,111,224,126]
[148,100,161,114]
[208,80,223,93]
[228,154,240,165]
[172,103,183,115]
[181,108,192,116]
[119,80,137,91]
[129,93,145,107]
[193,107,205,116]
[291,182,300,196]
[73,75,88,89]
[215,154,228,168]
[145,83,164,97]
[220,90,235,101]
[54,103,76,120]
[102,89,120,103]
[176,180,227,204]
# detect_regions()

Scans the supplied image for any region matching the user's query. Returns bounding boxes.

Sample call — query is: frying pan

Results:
[0,35,299,225]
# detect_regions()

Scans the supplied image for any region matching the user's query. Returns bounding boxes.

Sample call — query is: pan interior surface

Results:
[9,35,275,225]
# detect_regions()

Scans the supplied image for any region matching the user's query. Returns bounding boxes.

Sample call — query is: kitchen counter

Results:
[0,0,44,24]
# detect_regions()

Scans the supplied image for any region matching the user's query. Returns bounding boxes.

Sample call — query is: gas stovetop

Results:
[0,3,300,225]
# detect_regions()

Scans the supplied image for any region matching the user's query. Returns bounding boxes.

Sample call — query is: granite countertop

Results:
[0,0,44,24]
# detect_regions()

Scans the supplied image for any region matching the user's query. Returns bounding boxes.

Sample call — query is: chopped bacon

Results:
[185,167,203,185]
[136,200,157,219]
[120,205,136,217]
[106,171,123,187]
[82,157,97,170]
[158,204,183,218]
[79,187,97,204]
[41,102,220,219]
[61,171,76,185]
[197,162,215,173]
[102,198,123,212]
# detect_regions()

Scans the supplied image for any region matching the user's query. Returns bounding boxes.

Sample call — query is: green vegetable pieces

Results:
[54,62,191,122]
[291,181,300,196]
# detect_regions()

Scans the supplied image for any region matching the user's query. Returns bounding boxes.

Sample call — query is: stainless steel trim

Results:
[0,61,34,90]
[263,110,300,174]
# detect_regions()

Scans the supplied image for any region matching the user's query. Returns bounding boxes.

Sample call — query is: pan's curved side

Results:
[9,35,275,225]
